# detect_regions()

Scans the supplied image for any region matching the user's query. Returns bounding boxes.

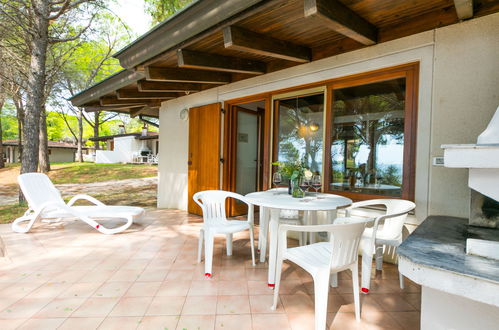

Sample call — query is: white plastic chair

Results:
[193,190,256,278]
[13,173,144,235]
[271,219,370,330]
[337,199,416,294]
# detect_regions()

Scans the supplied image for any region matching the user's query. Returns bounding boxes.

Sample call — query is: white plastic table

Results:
[245,188,352,287]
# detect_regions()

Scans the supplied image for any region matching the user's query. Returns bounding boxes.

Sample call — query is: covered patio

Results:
[0,210,420,330]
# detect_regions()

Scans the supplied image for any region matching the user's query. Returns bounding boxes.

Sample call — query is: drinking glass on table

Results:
[272,172,282,194]
[311,174,322,199]
[299,177,310,198]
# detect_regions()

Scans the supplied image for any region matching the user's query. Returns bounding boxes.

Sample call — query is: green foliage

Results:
[144,0,195,25]
[379,165,401,187]
[1,103,18,141]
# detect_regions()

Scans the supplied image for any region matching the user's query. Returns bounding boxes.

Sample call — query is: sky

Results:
[109,0,152,36]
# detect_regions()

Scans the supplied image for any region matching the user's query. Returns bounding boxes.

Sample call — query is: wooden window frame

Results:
[324,64,419,201]
[224,62,419,202]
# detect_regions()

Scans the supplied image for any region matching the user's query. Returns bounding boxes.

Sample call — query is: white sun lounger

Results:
[12,173,144,235]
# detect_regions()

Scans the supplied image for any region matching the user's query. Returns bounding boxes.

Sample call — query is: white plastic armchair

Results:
[271,219,370,330]
[13,173,144,235]
[193,190,256,278]
[339,199,416,294]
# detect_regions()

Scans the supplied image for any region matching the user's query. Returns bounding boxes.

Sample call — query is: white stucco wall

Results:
[157,13,499,225]
[48,148,75,163]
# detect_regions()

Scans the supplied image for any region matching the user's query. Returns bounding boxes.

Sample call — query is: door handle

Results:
[188,161,192,165]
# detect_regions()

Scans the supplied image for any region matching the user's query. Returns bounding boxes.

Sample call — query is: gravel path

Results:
[0,176,158,206]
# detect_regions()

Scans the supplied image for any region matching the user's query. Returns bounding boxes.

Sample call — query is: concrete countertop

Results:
[398,216,499,306]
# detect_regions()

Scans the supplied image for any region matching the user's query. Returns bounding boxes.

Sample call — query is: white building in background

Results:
[90,132,159,164]
[2,140,81,163]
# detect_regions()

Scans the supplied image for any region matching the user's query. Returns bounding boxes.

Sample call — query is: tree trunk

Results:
[0,97,4,169]
[15,99,24,163]
[20,0,50,175]
[38,107,50,172]
[76,108,83,162]
[94,111,100,150]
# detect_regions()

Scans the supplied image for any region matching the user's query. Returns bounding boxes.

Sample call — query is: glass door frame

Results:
[222,94,272,215]
[324,64,419,201]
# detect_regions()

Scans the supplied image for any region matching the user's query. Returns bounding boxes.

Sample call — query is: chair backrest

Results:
[18,173,65,211]
[361,199,416,238]
[329,219,369,270]
[192,190,246,226]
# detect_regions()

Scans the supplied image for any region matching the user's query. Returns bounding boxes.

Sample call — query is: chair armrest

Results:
[67,194,106,207]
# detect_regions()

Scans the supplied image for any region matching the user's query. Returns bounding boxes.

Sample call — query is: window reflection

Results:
[276,94,324,174]
[330,78,405,197]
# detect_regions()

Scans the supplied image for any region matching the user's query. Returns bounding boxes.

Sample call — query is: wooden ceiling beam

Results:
[304,0,377,45]
[223,26,311,63]
[177,49,266,75]
[137,80,204,93]
[130,106,158,118]
[116,89,178,100]
[145,66,231,84]
[453,0,473,20]
[100,97,148,106]
[83,104,145,113]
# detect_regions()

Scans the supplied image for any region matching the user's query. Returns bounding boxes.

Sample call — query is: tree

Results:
[0,0,105,176]
[53,12,131,157]
[144,0,194,25]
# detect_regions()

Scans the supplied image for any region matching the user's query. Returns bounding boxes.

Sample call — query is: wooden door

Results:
[188,103,222,215]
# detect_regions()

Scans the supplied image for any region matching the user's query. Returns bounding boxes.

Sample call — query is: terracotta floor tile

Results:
[247,281,274,295]
[93,282,133,298]
[98,316,142,330]
[156,280,191,297]
[58,317,104,330]
[107,269,143,282]
[215,314,252,330]
[72,297,119,317]
[189,280,219,296]
[125,281,161,297]
[251,313,291,330]
[138,315,179,330]
[218,280,248,296]
[24,282,72,299]
[17,317,66,330]
[146,296,185,316]
[389,311,420,330]
[0,318,27,330]
[372,293,417,312]
[176,315,215,330]
[109,296,152,317]
[0,210,420,330]
[339,294,384,314]
[137,268,168,282]
[249,295,284,314]
[216,295,250,314]
[182,296,218,315]
[280,293,315,314]
[58,282,101,299]
[287,312,315,330]
[0,298,50,319]
[400,293,421,311]
[33,297,86,318]
[327,312,362,330]
[165,270,194,281]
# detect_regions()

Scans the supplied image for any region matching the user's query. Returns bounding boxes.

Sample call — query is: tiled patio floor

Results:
[0,209,420,329]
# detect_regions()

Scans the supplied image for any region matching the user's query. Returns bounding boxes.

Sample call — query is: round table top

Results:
[245,188,352,211]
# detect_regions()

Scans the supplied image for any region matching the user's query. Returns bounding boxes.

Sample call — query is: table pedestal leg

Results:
[267,208,281,288]
[309,211,318,244]
[259,207,269,263]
